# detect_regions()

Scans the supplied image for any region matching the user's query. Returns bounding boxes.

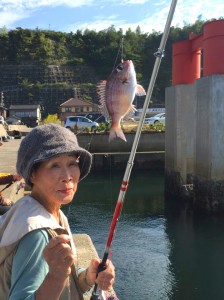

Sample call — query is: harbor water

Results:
[62,169,224,300]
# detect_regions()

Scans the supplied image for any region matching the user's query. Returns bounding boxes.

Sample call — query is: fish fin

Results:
[109,127,127,143]
[124,104,137,119]
[97,80,110,119]
[136,84,146,96]
[102,105,110,121]
[128,104,137,113]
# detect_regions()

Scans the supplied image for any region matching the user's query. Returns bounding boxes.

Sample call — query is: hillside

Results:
[0,19,212,116]
[0,63,99,116]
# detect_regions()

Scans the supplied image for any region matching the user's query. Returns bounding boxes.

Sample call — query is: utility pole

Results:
[0,92,4,107]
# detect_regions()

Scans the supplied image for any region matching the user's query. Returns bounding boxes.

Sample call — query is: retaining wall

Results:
[77,131,165,153]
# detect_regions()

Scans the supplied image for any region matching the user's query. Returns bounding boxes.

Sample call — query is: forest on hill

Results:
[0,18,221,115]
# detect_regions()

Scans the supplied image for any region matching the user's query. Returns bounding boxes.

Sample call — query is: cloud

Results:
[0,0,94,29]
[0,0,223,33]
[173,0,224,27]
[66,0,223,34]
[35,0,94,8]
[119,0,148,4]
[129,0,224,33]
[66,3,171,33]
[65,0,223,35]
[100,0,148,4]
[65,15,123,32]
[0,0,93,8]
[154,0,169,7]
[0,7,32,28]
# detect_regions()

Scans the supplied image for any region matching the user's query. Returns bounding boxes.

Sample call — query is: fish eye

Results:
[116,64,124,72]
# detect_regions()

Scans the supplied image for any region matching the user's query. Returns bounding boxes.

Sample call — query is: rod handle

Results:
[90,260,107,300]
[97,260,107,273]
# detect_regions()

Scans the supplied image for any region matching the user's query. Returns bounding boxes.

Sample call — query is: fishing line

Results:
[112,38,124,72]
[63,130,94,222]
[90,0,178,299]
[121,37,124,61]
[107,155,114,215]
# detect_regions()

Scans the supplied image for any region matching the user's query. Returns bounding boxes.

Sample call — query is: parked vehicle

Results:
[64,116,99,131]
[144,113,165,125]
[85,113,108,123]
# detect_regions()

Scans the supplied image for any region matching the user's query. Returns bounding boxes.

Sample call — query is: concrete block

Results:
[196,75,224,180]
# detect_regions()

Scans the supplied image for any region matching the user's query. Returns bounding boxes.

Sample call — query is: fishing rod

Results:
[90,0,178,298]
[0,180,14,194]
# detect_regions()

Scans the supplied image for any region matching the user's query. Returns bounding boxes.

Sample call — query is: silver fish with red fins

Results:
[97,60,146,142]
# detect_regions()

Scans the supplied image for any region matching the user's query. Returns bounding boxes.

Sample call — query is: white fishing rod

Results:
[90,0,178,298]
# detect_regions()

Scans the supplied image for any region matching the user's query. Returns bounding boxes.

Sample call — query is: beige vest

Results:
[0,195,84,300]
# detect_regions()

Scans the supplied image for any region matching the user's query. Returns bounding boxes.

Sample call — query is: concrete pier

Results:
[194,75,224,213]
[166,19,224,214]
[165,75,224,214]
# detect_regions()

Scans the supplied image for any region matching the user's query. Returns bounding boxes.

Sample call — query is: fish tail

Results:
[109,127,127,143]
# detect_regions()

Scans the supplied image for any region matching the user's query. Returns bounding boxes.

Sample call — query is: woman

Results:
[0,124,115,300]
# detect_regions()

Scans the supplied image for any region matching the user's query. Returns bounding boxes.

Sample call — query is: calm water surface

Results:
[63,169,224,300]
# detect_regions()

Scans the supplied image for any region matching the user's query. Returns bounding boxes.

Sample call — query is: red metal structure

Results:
[172,19,224,85]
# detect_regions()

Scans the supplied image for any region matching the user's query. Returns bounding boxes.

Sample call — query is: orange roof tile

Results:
[60,98,94,107]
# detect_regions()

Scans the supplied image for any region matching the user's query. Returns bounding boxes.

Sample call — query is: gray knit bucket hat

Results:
[16,123,92,187]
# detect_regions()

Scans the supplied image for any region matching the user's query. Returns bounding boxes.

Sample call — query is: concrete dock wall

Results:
[165,75,224,214]
[194,75,224,213]
[77,131,165,153]
[165,84,196,180]
[73,234,115,299]
[77,131,165,171]
[195,75,224,180]
[165,83,196,195]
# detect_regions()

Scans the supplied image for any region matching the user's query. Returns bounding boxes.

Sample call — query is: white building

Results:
[9,104,41,127]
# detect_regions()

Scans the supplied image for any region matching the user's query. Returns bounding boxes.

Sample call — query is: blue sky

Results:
[0,0,223,33]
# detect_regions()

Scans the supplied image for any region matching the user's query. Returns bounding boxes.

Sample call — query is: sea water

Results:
[63,169,224,300]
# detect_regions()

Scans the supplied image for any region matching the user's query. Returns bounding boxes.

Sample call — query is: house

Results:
[9,104,41,127]
[60,97,99,123]
[6,115,22,125]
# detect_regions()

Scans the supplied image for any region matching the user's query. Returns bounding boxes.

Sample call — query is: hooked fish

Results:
[97,60,146,142]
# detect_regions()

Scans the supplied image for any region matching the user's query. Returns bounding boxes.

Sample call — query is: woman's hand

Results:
[1,197,12,206]
[13,173,22,181]
[43,234,76,282]
[36,234,76,300]
[87,258,115,291]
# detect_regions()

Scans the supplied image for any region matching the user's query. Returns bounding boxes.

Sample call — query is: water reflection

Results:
[165,199,224,300]
[62,169,224,300]
[63,169,174,299]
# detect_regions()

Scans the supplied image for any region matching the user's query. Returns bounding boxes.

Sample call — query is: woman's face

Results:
[30,154,80,209]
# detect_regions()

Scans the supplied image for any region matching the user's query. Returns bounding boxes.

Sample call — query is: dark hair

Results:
[29,162,42,188]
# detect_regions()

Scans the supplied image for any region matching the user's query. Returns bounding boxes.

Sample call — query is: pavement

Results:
[0,138,21,174]
[0,138,24,202]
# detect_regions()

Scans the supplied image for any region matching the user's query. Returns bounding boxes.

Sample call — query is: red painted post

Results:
[172,40,201,85]
[203,19,224,76]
